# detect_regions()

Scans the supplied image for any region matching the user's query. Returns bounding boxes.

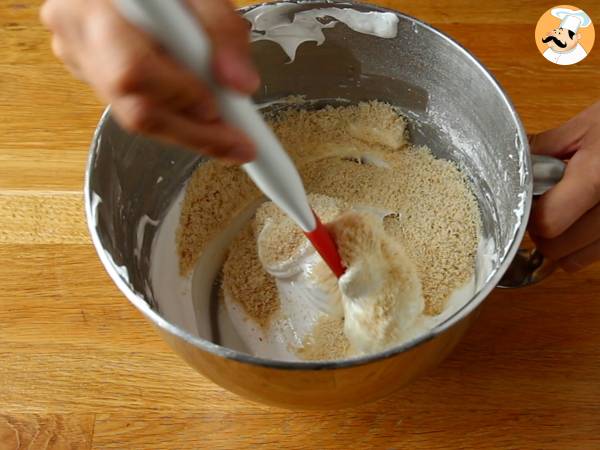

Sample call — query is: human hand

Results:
[529,101,600,271]
[41,0,259,162]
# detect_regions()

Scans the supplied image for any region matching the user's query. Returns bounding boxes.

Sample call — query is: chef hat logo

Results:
[551,7,592,33]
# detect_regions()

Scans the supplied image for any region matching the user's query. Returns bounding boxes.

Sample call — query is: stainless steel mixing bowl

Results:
[85,1,556,409]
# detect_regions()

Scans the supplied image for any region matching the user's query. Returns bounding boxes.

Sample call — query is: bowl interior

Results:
[86,2,529,359]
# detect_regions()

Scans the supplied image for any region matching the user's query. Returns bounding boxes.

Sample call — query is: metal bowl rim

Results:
[84,0,532,371]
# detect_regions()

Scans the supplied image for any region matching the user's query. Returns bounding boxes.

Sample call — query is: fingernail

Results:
[216,48,260,93]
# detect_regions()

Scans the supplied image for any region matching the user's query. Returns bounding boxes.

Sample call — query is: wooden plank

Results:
[91,409,600,450]
[0,192,87,244]
[0,414,94,450]
[0,244,114,296]
[0,243,170,351]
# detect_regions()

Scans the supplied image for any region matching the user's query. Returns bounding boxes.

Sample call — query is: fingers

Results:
[187,0,260,93]
[530,101,600,270]
[42,0,258,162]
[531,135,600,238]
[82,5,211,113]
[41,0,85,41]
[111,95,255,161]
[533,203,600,260]
[560,239,600,272]
[42,0,85,77]
[44,0,217,115]
[134,56,219,121]
[529,102,600,158]
[51,35,85,79]
[41,0,255,163]
[528,117,586,158]
[530,102,600,238]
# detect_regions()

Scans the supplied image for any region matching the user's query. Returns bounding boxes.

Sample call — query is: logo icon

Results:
[535,5,594,65]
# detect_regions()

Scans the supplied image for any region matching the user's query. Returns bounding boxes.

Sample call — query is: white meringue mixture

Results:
[150,101,495,362]
[151,188,493,362]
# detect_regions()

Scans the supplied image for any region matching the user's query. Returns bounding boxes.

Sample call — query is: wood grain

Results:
[0,192,86,244]
[0,415,94,450]
[1,0,599,448]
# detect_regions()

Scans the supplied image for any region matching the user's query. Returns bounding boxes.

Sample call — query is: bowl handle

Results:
[498,155,566,288]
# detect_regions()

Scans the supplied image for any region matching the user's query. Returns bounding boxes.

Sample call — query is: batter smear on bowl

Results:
[177,101,481,361]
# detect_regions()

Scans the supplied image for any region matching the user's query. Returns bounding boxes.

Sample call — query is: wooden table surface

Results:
[2,0,600,448]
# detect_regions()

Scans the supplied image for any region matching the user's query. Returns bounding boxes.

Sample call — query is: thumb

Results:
[187,0,260,94]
